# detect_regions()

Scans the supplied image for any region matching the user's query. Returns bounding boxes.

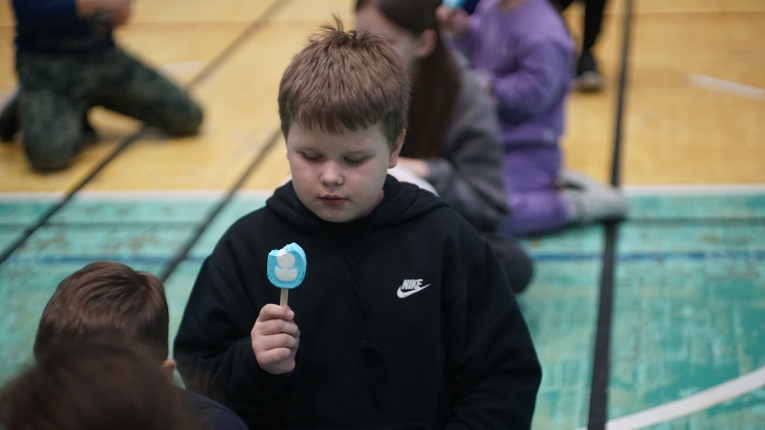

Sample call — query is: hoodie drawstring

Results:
[335,216,386,407]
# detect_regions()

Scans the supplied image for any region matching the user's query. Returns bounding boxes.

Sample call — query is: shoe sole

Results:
[576,71,605,93]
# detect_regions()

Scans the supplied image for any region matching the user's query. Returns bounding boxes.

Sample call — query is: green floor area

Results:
[1,193,764,429]
[609,195,765,428]
[0,195,265,385]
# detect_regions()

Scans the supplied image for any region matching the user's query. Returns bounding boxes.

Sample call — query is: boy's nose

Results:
[320,164,343,187]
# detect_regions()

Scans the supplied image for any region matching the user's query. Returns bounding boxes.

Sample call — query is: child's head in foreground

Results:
[0,340,192,430]
[34,261,172,370]
[278,20,410,223]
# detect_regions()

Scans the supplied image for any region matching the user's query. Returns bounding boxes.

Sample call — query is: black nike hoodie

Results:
[174,176,541,429]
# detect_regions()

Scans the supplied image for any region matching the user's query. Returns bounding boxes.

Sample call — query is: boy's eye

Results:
[301,153,322,162]
[345,157,367,165]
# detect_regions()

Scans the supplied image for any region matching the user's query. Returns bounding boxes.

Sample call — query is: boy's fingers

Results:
[257,304,295,323]
[254,318,300,337]
[258,333,300,352]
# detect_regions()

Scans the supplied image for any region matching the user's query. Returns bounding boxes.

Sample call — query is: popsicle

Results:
[267,243,307,307]
[442,0,467,8]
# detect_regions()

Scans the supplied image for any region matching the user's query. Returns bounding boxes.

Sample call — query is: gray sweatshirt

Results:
[425,67,509,232]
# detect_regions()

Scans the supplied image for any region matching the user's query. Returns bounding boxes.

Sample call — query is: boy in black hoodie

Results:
[174,22,541,430]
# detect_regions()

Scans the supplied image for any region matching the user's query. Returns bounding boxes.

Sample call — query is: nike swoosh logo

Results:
[397,284,431,298]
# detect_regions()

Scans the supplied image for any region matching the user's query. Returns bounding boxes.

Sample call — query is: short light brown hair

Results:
[278,19,410,146]
[34,261,169,361]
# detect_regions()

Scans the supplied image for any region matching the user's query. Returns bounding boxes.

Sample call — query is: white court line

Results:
[573,365,765,430]
[235,189,275,199]
[72,190,226,201]
[624,184,765,195]
[0,192,65,202]
[0,189,278,202]
[160,61,206,77]
[3,185,763,201]
[688,75,765,100]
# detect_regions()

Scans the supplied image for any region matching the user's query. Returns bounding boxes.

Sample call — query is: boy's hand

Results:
[251,304,300,375]
[77,0,132,26]
[436,5,469,38]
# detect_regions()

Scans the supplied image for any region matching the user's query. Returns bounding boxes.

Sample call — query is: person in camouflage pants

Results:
[0,0,203,172]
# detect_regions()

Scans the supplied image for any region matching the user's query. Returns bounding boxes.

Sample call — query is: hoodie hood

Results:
[266,175,448,233]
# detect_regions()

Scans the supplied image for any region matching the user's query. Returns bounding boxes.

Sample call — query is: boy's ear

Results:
[388,129,406,169]
[161,359,177,381]
[415,29,438,60]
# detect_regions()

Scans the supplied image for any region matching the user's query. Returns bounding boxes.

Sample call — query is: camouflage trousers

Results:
[16,46,203,171]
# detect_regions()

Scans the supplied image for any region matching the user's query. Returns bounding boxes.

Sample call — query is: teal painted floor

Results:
[0,193,763,429]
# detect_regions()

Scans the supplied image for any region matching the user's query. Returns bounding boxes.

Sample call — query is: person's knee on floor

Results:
[9,0,204,172]
[23,129,80,172]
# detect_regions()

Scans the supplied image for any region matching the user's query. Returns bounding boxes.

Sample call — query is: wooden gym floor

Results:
[0,1,763,429]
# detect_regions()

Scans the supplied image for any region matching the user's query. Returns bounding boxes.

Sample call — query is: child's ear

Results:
[161,359,177,381]
[415,29,438,60]
[388,130,406,169]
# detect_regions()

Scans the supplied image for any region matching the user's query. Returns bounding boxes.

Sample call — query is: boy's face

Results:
[286,122,403,223]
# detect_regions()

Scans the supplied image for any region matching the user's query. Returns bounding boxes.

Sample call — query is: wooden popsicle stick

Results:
[280,288,289,307]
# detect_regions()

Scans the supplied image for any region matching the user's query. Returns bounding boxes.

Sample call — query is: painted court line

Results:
[588,0,634,426]
[0,192,65,202]
[5,186,764,201]
[0,190,252,201]
[72,190,226,201]
[688,75,765,100]
[533,251,765,262]
[0,190,226,202]
[160,61,206,77]
[9,250,765,265]
[573,365,765,430]
[624,184,765,195]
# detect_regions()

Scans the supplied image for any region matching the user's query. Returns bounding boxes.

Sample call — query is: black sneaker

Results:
[0,89,20,142]
[575,50,605,93]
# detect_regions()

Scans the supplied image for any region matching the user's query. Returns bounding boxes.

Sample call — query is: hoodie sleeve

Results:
[174,256,290,425]
[445,241,542,429]
[425,70,508,232]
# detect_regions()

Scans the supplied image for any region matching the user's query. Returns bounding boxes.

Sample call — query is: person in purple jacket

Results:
[438,0,627,235]
[0,0,203,171]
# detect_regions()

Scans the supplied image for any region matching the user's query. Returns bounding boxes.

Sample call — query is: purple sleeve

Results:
[12,0,82,33]
[492,39,572,124]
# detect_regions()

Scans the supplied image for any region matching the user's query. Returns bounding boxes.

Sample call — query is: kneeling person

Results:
[1,0,203,171]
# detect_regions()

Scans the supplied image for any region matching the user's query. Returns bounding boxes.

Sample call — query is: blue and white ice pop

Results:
[267,243,307,307]
[442,0,466,8]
